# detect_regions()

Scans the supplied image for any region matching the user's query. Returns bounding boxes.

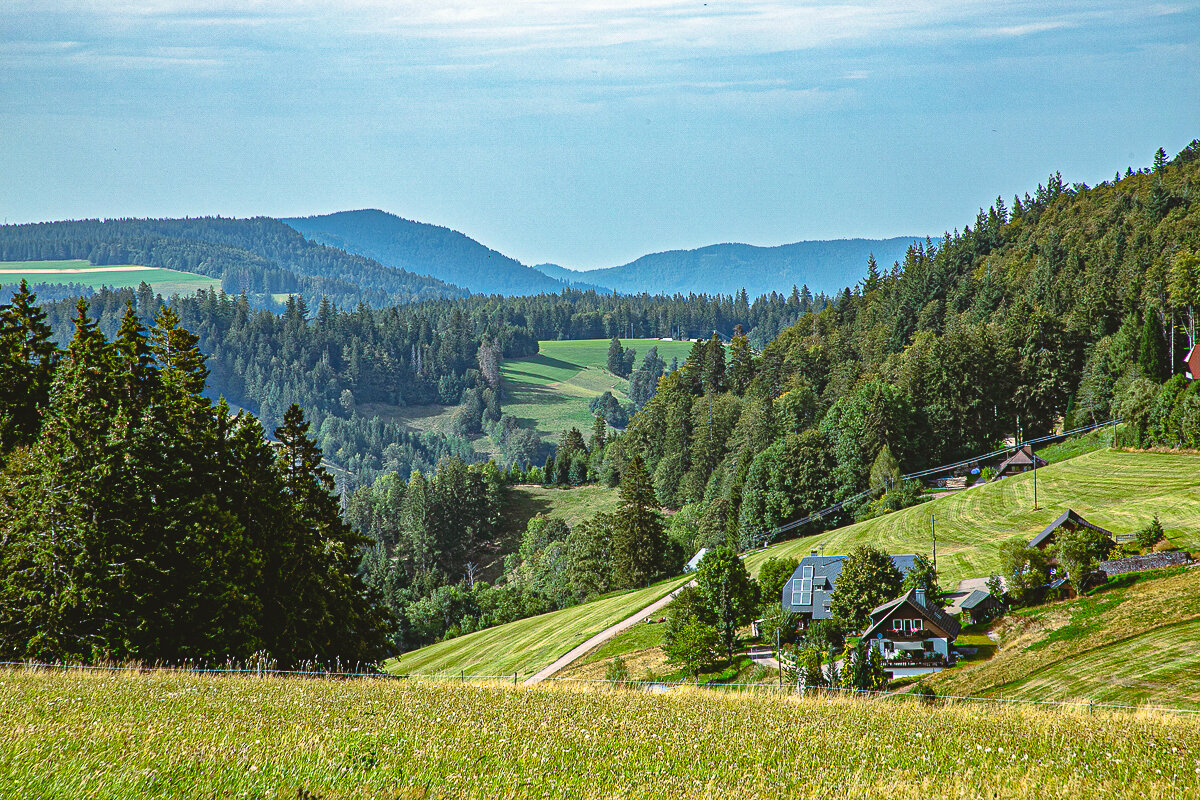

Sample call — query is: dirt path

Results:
[524,580,696,686]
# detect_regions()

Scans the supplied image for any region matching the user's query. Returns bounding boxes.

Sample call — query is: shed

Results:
[1187,345,1200,380]
[992,444,1047,479]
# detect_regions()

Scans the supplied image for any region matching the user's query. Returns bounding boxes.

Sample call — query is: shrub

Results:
[912,680,937,704]
[1136,515,1166,550]
[605,656,630,687]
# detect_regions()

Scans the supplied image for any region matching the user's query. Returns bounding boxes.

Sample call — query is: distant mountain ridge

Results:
[284,210,583,297]
[284,209,920,299]
[546,238,922,298]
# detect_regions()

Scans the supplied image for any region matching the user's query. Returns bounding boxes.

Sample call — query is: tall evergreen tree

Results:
[612,456,666,588]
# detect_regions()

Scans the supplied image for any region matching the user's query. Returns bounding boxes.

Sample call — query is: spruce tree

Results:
[0,281,57,454]
[727,325,754,396]
[612,456,666,588]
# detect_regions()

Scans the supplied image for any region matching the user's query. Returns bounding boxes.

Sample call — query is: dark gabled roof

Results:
[1029,509,1115,549]
[994,444,1048,475]
[863,589,961,641]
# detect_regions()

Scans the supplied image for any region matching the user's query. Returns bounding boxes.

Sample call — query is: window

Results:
[801,565,814,580]
[912,619,922,632]
[799,578,812,606]
[902,619,912,633]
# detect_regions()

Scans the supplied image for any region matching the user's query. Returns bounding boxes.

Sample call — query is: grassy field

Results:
[744,449,1200,588]
[500,339,695,440]
[5,669,1198,799]
[501,484,620,532]
[387,576,686,678]
[932,566,1200,708]
[0,259,219,296]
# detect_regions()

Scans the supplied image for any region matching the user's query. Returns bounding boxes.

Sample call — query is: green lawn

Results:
[7,670,1197,798]
[387,576,687,678]
[0,259,220,296]
[744,449,1200,588]
[500,338,696,440]
[933,566,1200,708]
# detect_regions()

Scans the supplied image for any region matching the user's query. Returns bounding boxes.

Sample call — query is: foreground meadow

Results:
[3,670,1198,799]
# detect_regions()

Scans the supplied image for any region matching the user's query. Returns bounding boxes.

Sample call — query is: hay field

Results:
[4,669,1197,799]
[932,566,1200,708]
[387,577,686,678]
[744,449,1200,588]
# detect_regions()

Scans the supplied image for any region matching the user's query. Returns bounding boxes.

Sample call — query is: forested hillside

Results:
[285,210,587,296]
[541,237,920,298]
[604,143,1200,544]
[0,217,466,310]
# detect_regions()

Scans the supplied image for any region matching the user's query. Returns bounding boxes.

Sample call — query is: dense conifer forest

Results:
[0,285,392,664]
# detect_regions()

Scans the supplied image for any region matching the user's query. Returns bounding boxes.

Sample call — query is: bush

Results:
[979,466,996,482]
[605,656,630,687]
[1136,515,1166,550]
[912,680,937,704]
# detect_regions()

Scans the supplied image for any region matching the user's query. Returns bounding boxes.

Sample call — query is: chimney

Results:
[915,588,926,608]
[810,549,818,557]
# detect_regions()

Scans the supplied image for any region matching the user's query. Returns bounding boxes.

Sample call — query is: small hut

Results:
[1028,509,1115,550]
[992,444,1047,480]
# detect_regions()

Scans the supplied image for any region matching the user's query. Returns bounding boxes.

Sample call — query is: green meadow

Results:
[499,338,696,440]
[0,259,220,296]
[387,576,685,678]
[744,449,1200,588]
[4,669,1197,799]
[933,566,1200,708]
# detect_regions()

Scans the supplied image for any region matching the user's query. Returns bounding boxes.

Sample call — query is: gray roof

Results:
[958,589,994,610]
[684,548,708,573]
[863,589,962,641]
[781,553,919,619]
[1029,509,1115,549]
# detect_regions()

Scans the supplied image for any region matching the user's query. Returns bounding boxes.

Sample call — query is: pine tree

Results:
[0,281,58,453]
[612,456,666,588]
[1154,147,1169,173]
[727,325,754,396]
[607,335,626,376]
[702,333,726,393]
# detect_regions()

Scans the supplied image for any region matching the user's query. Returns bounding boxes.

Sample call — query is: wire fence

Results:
[6,658,1198,717]
[752,418,1121,547]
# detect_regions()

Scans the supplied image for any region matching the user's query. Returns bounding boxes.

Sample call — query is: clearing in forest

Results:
[0,259,220,296]
[499,338,695,440]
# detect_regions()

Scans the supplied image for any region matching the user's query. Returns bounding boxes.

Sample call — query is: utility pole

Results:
[930,514,937,574]
[1032,451,1039,510]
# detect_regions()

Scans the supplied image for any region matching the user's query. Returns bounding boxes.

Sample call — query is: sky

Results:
[2,2,1198,269]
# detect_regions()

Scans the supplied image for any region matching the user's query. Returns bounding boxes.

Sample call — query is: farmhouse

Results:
[1028,508,1115,550]
[991,444,1047,479]
[863,588,961,676]
[781,552,918,623]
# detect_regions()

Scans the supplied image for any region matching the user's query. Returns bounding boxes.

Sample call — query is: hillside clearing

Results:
[744,449,1200,587]
[0,259,220,296]
[4,669,1197,799]
[932,566,1200,708]
[500,338,695,440]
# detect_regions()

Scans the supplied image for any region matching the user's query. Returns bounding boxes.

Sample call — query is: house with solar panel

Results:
[780,551,919,626]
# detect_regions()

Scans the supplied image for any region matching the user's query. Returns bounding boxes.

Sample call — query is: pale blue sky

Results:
[2,1,1198,268]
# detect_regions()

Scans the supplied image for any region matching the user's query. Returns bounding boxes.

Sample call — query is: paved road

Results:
[523,579,695,686]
